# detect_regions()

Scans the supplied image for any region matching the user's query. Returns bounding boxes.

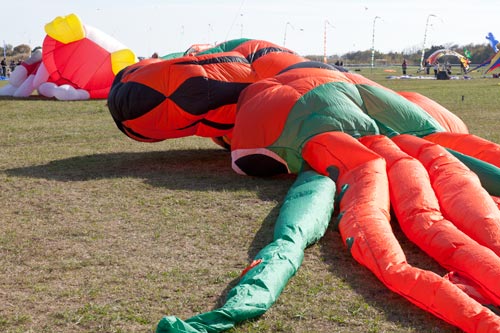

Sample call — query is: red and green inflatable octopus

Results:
[107,38,500,333]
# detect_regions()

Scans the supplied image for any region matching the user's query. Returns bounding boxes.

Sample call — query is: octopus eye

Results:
[232,151,288,177]
[326,165,340,181]
[108,81,166,122]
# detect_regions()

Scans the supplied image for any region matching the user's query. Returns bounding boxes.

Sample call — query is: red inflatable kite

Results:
[0,13,137,100]
[107,38,500,333]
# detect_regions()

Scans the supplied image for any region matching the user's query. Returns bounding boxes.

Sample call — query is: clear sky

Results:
[2,0,499,58]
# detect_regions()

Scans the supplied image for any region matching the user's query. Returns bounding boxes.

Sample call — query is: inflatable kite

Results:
[0,47,42,97]
[426,48,470,72]
[0,13,136,100]
[469,32,500,75]
[487,32,499,52]
[107,38,500,333]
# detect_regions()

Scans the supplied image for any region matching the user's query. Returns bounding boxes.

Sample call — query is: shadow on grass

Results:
[5,148,288,249]
[6,149,234,187]
[4,149,460,332]
[5,148,285,304]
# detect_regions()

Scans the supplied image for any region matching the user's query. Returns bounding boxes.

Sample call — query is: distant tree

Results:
[0,43,13,56]
[402,45,421,56]
[302,42,495,66]
[342,50,372,64]
[13,44,32,55]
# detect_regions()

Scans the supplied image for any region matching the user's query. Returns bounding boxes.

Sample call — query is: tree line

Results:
[2,42,496,67]
[1,44,32,57]
[307,43,496,66]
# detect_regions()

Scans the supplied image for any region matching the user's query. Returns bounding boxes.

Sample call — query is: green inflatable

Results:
[156,170,336,332]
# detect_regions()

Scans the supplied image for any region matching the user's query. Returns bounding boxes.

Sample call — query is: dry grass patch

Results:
[1,72,497,333]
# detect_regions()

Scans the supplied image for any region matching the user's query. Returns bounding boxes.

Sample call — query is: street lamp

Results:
[370,16,381,70]
[283,22,293,46]
[179,25,185,50]
[419,14,437,71]
[283,22,303,47]
[323,20,335,63]
[207,23,214,44]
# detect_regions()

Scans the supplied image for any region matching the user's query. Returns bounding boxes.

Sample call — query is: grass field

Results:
[0,67,499,333]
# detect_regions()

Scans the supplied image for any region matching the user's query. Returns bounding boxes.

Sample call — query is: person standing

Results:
[9,59,16,74]
[402,59,408,75]
[433,62,439,77]
[425,60,431,74]
[1,58,7,77]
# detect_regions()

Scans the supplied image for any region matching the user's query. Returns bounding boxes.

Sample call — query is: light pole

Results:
[207,23,214,44]
[179,25,185,50]
[323,20,334,63]
[419,14,437,71]
[370,16,381,70]
[283,22,293,46]
[283,22,303,48]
